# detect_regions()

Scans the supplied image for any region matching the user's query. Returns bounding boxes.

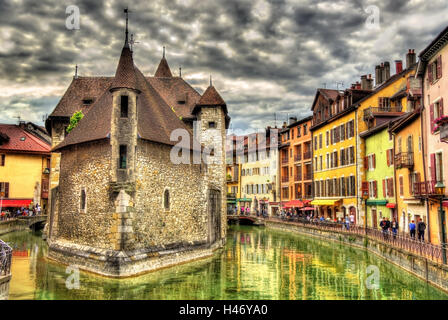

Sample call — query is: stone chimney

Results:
[382,61,391,82]
[395,60,403,74]
[361,75,368,90]
[406,49,416,69]
[289,116,297,125]
[282,121,287,128]
[375,65,382,86]
[366,74,374,90]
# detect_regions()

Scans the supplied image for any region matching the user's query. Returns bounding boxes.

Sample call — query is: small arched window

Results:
[164,189,170,210]
[80,188,87,212]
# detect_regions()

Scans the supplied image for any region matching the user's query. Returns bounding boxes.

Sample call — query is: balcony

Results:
[304,172,312,180]
[303,151,311,160]
[227,192,237,199]
[394,152,414,169]
[281,158,289,166]
[414,180,441,197]
[226,175,238,183]
[363,106,404,121]
[281,176,289,183]
[294,174,302,182]
[294,154,302,162]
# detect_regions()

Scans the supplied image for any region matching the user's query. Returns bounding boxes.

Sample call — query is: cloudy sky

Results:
[0,0,447,133]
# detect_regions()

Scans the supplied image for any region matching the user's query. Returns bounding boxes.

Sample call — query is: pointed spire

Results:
[197,85,226,107]
[110,9,138,92]
[124,8,129,48]
[179,66,182,78]
[74,64,78,79]
[154,47,173,77]
[210,75,212,87]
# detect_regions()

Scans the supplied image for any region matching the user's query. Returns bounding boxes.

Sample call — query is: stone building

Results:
[45,24,229,277]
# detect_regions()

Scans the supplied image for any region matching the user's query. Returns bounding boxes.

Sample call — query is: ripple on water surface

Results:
[2,226,448,300]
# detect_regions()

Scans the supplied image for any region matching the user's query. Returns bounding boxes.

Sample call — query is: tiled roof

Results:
[154,57,173,77]
[0,124,51,154]
[146,76,201,119]
[53,47,202,152]
[110,46,139,91]
[197,85,226,106]
[48,77,113,118]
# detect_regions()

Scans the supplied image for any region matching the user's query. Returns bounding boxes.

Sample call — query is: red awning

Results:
[0,199,32,207]
[386,203,396,208]
[443,201,448,208]
[299,207,316,211]
[284,200,304,208]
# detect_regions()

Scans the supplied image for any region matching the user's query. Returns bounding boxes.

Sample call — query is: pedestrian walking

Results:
[345,215,350,230]
[391,219,399,239]
[380,217,389,240]
[417,218,426,242]
[409,220,416,240]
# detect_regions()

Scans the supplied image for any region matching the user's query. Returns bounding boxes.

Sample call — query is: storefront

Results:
[310,199,342,219]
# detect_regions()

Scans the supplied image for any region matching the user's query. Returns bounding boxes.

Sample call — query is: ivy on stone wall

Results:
[66,110,84,133]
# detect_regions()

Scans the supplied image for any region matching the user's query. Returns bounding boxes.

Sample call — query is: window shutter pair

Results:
[430,153,436,182]
[429,63,434,83]
[373,181,378,198]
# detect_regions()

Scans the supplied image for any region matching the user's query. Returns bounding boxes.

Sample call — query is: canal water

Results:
[2,225,448,300]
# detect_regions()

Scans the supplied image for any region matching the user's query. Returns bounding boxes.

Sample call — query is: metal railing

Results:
[294,154,301,162]
[394,152,414,169]
[0,240,12,276]
[363,106,403,121]
[281,158,289,165]
[294,174,302,181]
[414,180,440,197]
[281,176,289,183]
[266,217,447,265]
[303,151,312,160]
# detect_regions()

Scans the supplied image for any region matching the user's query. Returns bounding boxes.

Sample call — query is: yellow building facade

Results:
[0,123,51,212]
[356,64,418,227]
[311,108,359,221]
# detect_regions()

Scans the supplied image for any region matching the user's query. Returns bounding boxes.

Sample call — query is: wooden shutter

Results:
[440,98,444,117]
[430,153,436,182]
[378,97,383,109]
[382,179,386,197]
[430,104,435,132]
[399,176,404,196]
[373,154,376,169]
[408,174,413,194]
[362,181,369,197]
[373,181,377,198]
[5,182,9,198]
[429,63,433,83]
[386,149,390,166]
[364,156,368,169]
[389,178,394,197]
[437,56,442,79]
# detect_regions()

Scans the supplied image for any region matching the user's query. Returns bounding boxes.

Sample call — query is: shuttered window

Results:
[0,182,9,198]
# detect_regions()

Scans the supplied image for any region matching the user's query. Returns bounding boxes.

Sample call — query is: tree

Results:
[66,110,84,133]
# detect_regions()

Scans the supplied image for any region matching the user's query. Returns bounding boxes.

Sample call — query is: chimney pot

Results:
[395,60,403,74]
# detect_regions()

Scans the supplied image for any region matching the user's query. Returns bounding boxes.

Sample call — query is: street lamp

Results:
[435,181,447,264]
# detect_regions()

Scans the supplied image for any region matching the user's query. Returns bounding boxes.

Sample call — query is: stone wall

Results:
[131,140,209,249]
[53,140,114,250]
[266,220,448,293]
[197,107,227,241]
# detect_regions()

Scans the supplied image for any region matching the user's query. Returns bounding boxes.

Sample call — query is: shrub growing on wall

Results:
[66,110,84,133]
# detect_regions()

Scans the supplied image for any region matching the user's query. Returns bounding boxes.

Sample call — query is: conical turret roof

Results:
[110,45,139,91]
[154,57,173,77]
[197,85,226,106]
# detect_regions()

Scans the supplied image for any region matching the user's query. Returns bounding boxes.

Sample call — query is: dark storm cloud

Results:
[1,0,448,131]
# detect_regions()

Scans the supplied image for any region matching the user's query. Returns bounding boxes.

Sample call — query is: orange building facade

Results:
[279,116,313,212]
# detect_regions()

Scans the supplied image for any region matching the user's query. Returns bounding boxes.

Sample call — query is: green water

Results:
[2,225,448,300]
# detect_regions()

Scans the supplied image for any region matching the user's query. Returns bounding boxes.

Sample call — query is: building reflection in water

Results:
[1,227,447,300]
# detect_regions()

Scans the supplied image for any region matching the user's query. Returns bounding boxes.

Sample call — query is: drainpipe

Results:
[420,76,431,242]
[355,108,360,225]
[391,129,399,233]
